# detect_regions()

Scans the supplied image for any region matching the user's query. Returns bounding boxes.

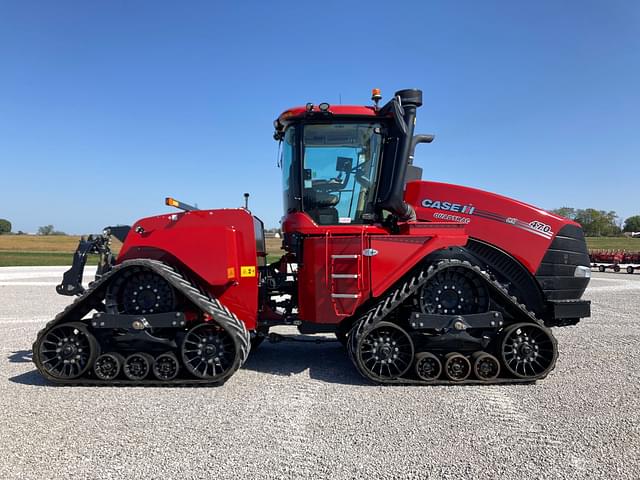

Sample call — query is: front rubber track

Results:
[348,259,557,386]
[32,259,250,386]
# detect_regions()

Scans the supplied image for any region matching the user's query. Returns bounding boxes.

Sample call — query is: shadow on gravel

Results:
[8,349,32,363]
[8,370,51,386]
[244,340,371,386]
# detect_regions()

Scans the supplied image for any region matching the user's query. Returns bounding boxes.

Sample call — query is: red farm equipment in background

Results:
[32,88,591,386]
[590,249,640,274]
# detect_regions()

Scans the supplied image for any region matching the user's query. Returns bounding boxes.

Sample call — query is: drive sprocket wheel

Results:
[181,322,238,380]
[36,322,98,380]
[108,268,176,315]
[500,323,557,379]
[419,267,489,315]
[354,321,414,381]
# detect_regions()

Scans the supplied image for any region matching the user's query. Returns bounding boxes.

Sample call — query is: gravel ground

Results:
[0,267,638,480]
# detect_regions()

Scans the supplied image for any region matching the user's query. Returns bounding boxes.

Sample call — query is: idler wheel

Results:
[472,352,500,381]
[153,352,180,381]
[444,352,471,381]
[355,321,414,381]
[36,322,98,380]
[414,352,442,382]
[94,352,124,380]
[123,352,153,381]
[500,323,557,379]
[181,322,237,380]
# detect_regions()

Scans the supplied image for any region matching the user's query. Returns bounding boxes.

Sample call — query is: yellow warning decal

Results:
[240,266,256,277]
[227,267,235,279]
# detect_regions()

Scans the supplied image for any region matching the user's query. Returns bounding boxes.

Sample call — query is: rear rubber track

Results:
[348,259,558,385]
[32,259,250,386]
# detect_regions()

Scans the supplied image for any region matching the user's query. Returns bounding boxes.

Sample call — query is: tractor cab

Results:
[274,89,433,232]
[281,120,383,225]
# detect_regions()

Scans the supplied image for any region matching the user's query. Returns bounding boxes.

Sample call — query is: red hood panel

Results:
[404,181,579,273]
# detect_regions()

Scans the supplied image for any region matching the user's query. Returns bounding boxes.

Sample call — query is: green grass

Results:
[0,251,101,267]
[0,251,284,267]
[586,237,640,250]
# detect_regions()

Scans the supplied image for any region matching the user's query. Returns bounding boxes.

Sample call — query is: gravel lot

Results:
[0,267,638,479]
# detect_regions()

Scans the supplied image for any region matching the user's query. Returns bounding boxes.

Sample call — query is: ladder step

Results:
[331,293,360,299]
[331,254,359,259]
[331,274,359,279]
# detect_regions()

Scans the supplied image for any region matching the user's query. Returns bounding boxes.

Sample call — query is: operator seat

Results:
[303,189,339,225]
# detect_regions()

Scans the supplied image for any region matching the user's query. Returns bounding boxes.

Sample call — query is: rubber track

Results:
[32,259,251,386]
[347,259,558,385]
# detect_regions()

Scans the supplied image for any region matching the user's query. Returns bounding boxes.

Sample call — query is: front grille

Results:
[535,224,590,300]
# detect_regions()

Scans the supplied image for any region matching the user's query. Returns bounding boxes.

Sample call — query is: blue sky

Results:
[1,1,638,233]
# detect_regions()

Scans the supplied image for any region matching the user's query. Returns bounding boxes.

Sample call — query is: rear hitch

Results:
[56,226,129,296]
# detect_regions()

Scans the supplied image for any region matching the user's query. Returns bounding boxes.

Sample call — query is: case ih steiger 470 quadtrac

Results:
[33,88,592,386]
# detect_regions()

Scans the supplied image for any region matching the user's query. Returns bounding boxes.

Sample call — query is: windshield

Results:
[302,123,382,225]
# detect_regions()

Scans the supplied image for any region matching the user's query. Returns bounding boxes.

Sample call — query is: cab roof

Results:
[276,105,377,124]
[274,105,382,140]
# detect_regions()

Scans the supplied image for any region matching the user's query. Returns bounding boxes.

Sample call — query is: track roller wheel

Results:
[36,322,98,380]
[123,352,154,381]
[444,352,471,381]
[471,352,500,381]
[152,352,180,381]
[500,323,557,379]
[627,266,635,274]
[598,265,605,272]
[181,322,239,381]
[93,352,124,380]
[414,352,442,382]
[354,321,414,381]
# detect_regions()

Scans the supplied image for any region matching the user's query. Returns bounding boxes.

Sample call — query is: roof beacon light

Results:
[318,102,330,112]
[372,88,382,108]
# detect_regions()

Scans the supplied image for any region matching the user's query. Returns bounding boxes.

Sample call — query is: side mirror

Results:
[336,156,353,173]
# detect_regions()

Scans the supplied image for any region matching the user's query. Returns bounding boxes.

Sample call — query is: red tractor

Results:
[33,88,591,385]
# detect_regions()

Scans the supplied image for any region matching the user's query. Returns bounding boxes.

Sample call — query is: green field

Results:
[0,235,284,267]
[586,236,640,250]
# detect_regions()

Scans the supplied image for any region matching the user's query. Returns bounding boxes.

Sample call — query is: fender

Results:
[117,208,259,328]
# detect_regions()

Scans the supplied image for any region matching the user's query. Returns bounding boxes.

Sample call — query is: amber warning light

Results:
[371,88,382,107]
[165,197,197,212]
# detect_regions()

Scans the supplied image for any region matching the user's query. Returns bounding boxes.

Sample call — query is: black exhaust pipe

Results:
[377,89,423,221]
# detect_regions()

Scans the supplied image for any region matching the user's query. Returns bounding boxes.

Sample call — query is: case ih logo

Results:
[421,198,476,214]
[421,198,554,239]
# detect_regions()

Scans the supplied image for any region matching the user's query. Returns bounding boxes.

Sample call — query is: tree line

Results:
[0,220,66,235]
[551,208,640,237]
